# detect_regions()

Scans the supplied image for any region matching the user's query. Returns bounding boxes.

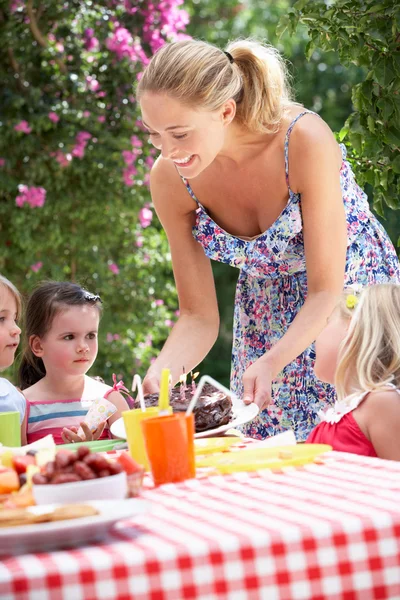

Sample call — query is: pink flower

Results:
[155,299,164,306]
[106,333,114,343]
[30,262,43,273]
[164,319,174,328]
[14,120,31,134]
[86,76,100,92]
[16,185,46,208]
[84,28,99,52]
[122,150,136,166]
[131,135,142,148]
[135,236,144,248]
[0,159,5,167]
[48,112,59,123]
[145,156,155,169]
[108,262,120,275]
[175,310,180,317]
[123,165,137,186]
[72,131,92,159]
[138,206,153,228]
[50,150,71,168]
[83,111,91,118]
[113,334,120,341]
[97,116,106,123]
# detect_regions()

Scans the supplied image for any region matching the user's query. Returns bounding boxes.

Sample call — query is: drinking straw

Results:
[132,374,146,412]
[185,375,239,416]
[158,368,171,414]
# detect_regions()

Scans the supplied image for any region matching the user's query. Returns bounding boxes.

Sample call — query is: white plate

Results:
[0,499,149,554]
[110,400,259,440]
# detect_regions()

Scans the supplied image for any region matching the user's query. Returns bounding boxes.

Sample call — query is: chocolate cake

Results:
[135,383,233,432]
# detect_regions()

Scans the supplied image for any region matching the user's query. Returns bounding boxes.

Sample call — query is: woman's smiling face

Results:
[140,92,234,178]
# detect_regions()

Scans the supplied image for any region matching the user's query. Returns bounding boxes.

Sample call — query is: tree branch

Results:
[26,0,67,73]
[7,47,26,91]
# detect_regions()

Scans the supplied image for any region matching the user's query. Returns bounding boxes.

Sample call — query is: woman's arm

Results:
[142,158,220,393]
[243,115,347,408]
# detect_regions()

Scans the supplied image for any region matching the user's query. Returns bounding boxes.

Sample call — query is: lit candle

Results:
[191,371,199,394]
[179,372,187,401]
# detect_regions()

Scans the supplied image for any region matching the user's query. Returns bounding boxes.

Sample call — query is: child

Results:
[307,284,400,461]
[0,275,27,444]
[19,281,129,444]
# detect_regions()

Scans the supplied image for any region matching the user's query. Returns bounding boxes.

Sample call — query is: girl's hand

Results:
[61,421,105,443]
[242,357,273,411]
[142,371,160,395]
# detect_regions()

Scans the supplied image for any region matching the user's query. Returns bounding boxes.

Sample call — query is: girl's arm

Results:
[244,115,347,408]
[21,403,27,446]
[107,390,130,426]
[142,158,220,393]
[362,391,400,461]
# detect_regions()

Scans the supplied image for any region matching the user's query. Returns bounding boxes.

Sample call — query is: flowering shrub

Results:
[0,0,189,382]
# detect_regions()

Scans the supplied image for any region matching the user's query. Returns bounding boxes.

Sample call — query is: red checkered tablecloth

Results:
[0,451,400,600]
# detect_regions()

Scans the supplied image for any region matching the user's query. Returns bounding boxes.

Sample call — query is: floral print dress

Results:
[181,111,400,441]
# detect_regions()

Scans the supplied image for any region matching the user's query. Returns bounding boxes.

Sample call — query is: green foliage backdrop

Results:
[1,0,399,388]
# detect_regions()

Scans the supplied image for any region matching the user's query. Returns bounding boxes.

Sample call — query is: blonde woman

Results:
[308,285,400,460]
[138,39,400,441]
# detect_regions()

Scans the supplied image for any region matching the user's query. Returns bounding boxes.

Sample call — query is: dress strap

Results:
[180,176,201,207]
[284,110,319,190]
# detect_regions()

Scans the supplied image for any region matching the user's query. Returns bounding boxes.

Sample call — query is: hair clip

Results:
[83,290,102,303]
[345,294,359,309]
[224,50,234,64]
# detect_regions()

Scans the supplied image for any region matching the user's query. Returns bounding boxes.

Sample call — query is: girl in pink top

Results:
[19,282,129,444]
[308,284,400,461]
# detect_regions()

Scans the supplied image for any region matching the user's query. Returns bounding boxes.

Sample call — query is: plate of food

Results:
[0,498,149,553]
[110,375,259,440]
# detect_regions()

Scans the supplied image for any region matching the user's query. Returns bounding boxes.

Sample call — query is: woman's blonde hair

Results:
[335,284,400,401]
[137,39,295,134]
[0,274,22,320]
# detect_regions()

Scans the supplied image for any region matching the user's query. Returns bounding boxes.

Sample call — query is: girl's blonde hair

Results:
[137,39,295,134]
[335,284,400,401]
[0,274,22,320]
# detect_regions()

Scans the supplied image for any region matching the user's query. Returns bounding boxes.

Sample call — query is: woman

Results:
[138,39,400,440]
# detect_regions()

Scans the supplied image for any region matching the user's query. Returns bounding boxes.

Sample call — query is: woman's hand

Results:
[242,357,274,411]
[142,371,160,395]
[61,421,105,443]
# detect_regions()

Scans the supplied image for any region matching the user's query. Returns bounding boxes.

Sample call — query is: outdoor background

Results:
[1,0,399,387]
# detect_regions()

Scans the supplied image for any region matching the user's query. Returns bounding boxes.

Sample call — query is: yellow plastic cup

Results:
[122,407,172,470]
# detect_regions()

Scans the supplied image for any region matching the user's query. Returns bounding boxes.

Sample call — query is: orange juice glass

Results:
[141,413,195,486]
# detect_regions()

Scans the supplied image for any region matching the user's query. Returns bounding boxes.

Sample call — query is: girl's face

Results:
[140,92,234,179]
[0,287,21,370]
[31,305,100,378]
[314,309,350,384]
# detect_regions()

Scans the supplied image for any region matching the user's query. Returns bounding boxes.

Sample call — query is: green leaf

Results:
[373,58,396,87]
[367,4,385,13]
[305,40,315,60]
[367,116,376,133]
[377,98,394,121]
[384,128,400,147]
[392,155,400,175]
[338,126,349,142]
[293,0,309,10]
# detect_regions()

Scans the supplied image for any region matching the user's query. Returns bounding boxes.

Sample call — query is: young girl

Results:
[307,284,400,460]
[19,281,129,444]
[0,275,27,444]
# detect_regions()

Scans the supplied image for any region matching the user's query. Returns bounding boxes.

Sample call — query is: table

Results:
[1,451,400,600]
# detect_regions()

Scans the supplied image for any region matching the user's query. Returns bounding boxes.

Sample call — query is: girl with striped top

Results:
[19,282,129,445]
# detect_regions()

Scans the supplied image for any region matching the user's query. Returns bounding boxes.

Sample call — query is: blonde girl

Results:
[0,275,26,443]
[308,284,400,460]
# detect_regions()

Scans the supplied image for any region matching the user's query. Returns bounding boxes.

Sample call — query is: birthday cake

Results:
[136,383,233,432]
